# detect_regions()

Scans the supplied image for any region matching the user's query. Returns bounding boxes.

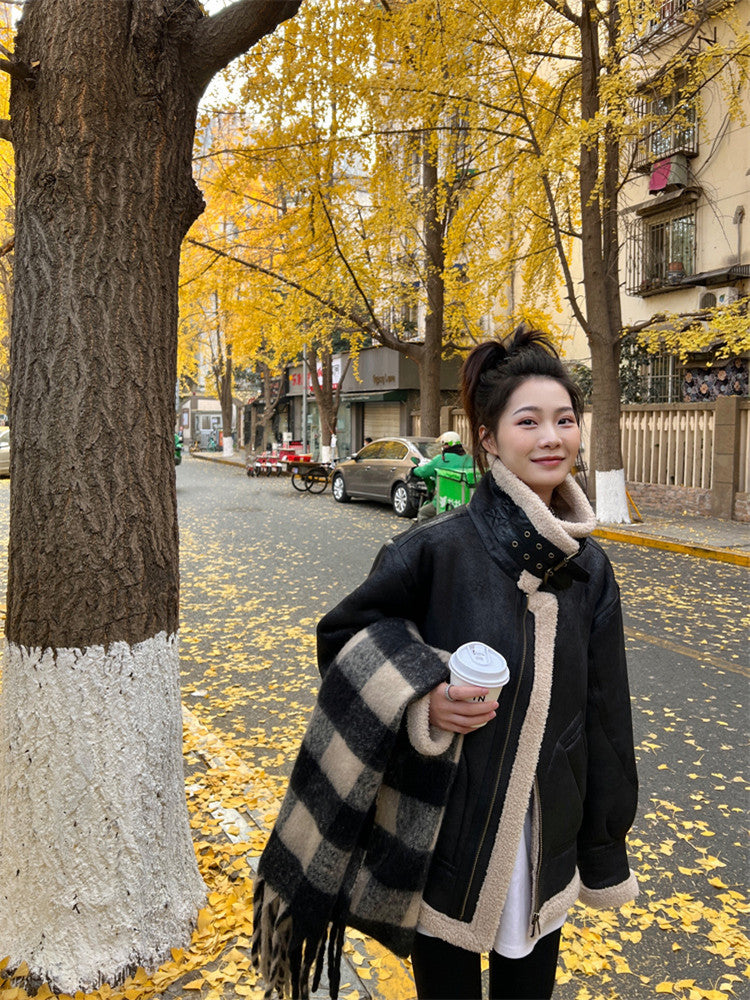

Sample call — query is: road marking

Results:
[594,527,750,567]
[624,627,749,678]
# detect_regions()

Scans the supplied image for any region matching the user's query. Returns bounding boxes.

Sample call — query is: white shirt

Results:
[417,805,567,958]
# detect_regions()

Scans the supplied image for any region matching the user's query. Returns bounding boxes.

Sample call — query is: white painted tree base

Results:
[222,437,234,456]
[0,632,206,993]
[595,468,631,524]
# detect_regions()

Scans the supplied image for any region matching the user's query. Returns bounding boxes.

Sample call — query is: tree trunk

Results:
[579,2,628,523]
[0,2,207,990]
[420,144,445,437]
[221,343,234,454]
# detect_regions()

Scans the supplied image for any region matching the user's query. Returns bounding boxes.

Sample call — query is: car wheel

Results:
[392,481,417,518]
[331,472,350,503]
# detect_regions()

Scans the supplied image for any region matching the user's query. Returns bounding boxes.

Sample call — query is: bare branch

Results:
[538,0,580,25]
[316,192,387,343]
[187,237,377,340]
[0,119,11,144]
[187,0,303,95]
[0,237,14,258]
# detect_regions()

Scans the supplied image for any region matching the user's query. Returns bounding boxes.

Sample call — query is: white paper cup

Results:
[449,641,509,727]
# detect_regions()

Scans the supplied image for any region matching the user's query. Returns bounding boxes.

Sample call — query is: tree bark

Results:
[220,343,234,452]
[420,143,445,437]
[578,1,628,522]
[0,0,301,990]
[307,344,350,452]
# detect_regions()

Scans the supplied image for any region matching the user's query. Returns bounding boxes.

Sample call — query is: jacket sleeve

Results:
[317,540,424,677]
[577,564,639,909]
[317,540,455,757]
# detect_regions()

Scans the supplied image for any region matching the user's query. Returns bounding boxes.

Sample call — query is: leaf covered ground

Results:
[0,467,748,999]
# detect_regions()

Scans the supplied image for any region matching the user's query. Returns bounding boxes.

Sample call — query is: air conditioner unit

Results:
[714,287,739,306]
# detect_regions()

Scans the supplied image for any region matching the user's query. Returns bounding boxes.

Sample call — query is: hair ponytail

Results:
[459,323,583,474]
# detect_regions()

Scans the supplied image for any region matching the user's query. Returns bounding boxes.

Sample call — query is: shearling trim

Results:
[535,870,580,932]
[406,693,455,757]
[517,570,542,595]
[489,459,596,554]
[579,871,639,910]
[417,589,559,952]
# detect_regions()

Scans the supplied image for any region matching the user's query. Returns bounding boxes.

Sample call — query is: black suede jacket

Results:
[317,471,639,952]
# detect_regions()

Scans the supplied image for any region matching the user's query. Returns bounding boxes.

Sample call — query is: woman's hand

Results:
[428,683,498,734]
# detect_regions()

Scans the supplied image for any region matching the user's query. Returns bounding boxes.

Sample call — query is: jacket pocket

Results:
[430,752,471,867]
[543,714,587,853]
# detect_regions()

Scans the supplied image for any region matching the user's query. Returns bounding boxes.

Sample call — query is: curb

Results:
[592,526,750,568]
[189,452,247,469]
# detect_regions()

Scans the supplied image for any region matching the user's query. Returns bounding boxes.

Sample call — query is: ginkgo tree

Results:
[193,0,566,437]
[0,0,302,993]
[439,0,749,520]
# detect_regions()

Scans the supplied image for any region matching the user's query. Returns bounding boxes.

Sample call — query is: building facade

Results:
[619,0,749,402]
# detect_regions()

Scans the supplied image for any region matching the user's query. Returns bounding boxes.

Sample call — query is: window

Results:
[620,335,683,404]
[625,203,697,294]
[357,442,384,460]
[380,440,408,460]
[405,133,422,188]
[634,74,697,170]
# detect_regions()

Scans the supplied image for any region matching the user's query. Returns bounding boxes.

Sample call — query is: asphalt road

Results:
[174,458,750,996]
[0,458,746,996]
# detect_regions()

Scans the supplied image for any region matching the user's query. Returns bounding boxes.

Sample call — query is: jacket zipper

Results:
[530,775,543,936]
[458,599,529,920]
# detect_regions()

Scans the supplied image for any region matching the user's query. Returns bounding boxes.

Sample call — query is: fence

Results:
[620,403,713,489]
[437,398,749,521]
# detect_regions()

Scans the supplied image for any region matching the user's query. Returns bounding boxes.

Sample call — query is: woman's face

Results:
[481,377,580,505]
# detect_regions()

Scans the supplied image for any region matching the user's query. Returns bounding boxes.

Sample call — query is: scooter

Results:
[174,433,183,466]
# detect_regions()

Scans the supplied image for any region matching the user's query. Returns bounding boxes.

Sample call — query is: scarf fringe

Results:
[252,876,347,1000]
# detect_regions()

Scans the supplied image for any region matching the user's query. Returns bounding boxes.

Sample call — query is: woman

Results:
[254,326,638,1000]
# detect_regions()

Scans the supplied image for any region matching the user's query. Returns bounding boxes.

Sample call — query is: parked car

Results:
[331,436,441,517]
[0,427,9,476]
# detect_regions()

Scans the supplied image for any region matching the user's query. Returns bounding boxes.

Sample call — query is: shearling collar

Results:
[473,459,596,594]
[489,457,597,552]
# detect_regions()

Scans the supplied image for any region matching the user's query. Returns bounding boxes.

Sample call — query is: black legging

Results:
[411,928,561,1000]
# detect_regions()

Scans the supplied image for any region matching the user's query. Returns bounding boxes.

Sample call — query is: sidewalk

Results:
[192,451,750,567]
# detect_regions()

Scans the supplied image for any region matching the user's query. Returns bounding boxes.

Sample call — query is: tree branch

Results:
[188,237,376,340]
[187,0,303,95]
[0,119,11,144]
[316,192,387,343]
[538,0,580,25]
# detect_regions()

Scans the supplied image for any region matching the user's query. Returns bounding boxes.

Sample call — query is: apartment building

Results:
[619,0,749,403]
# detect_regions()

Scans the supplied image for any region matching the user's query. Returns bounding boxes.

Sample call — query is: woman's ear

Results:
[479,425,499,459]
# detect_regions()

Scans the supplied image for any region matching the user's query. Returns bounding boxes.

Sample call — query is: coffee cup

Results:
[449,642,509,728]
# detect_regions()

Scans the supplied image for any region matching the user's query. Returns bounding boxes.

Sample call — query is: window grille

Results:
[633,75,698,171]
[625,203,697,295]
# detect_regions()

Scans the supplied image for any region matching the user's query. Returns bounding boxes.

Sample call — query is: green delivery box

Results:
[435,467,478,514]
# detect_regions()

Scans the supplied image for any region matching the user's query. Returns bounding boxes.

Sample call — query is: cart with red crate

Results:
[246,443,312,478]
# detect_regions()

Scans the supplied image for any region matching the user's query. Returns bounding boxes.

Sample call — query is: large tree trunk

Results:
[579,2,628,523]
[420,145,445,437]
[0,0,301,991]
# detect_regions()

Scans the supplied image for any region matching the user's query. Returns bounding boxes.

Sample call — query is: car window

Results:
[0,430,9,446]
[380,440,408,460]
[357,442,384,460]
[415,440,442,459]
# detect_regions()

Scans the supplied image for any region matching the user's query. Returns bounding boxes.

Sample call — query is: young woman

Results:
[254,326,638,1000]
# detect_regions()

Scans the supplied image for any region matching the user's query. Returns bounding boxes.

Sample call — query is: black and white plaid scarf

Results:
[251,618,459,999]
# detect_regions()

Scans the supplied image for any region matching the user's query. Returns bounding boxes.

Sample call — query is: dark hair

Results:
[460,323,583,474]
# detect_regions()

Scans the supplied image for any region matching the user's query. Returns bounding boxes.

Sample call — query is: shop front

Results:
[287,346,461,460]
